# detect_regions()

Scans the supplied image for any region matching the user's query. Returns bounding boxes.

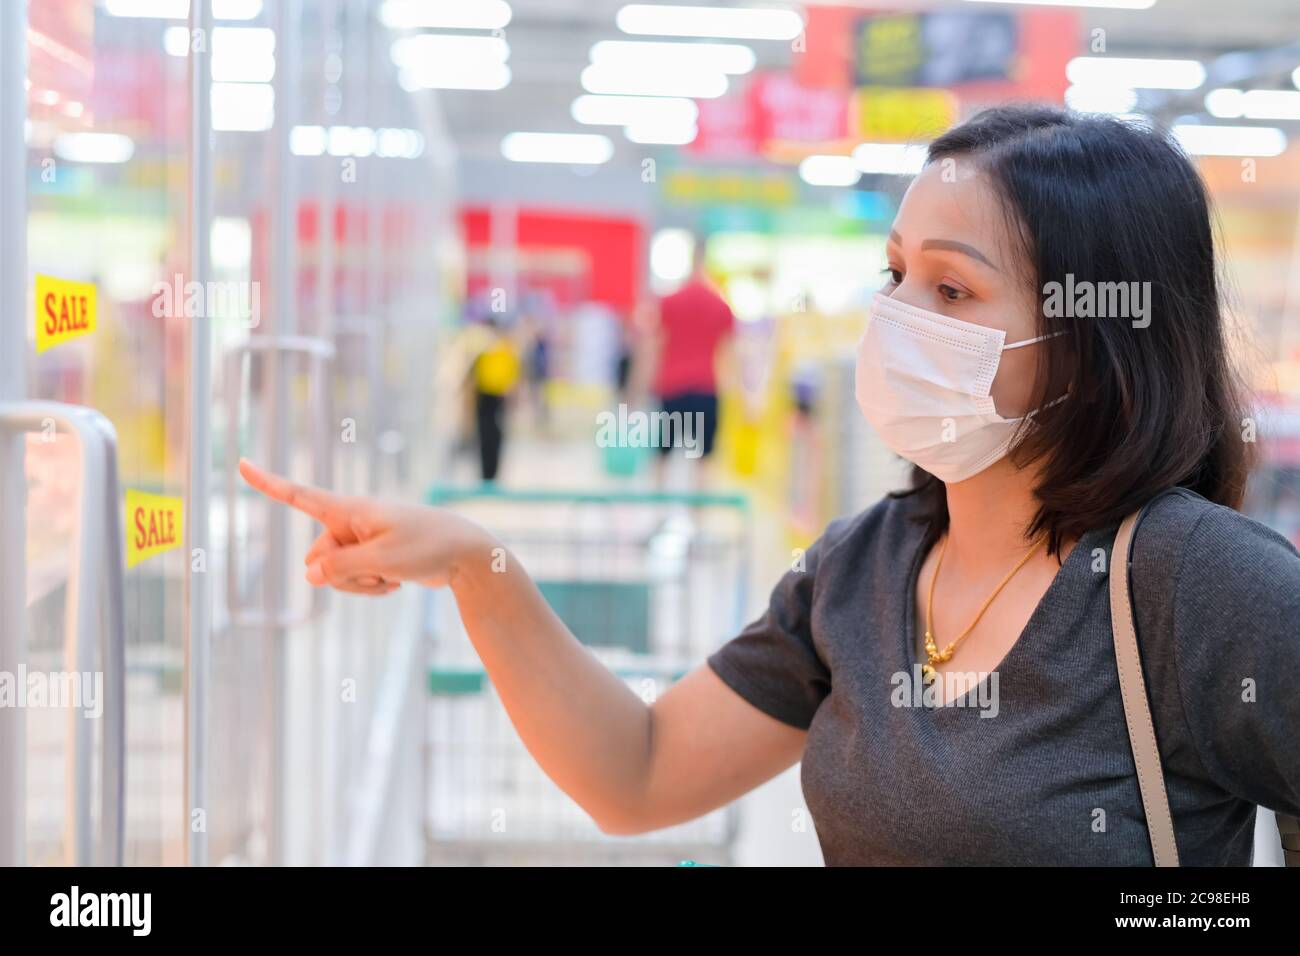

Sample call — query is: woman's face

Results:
[881,159,1044,419]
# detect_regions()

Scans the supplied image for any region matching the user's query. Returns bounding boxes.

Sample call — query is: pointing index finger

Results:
[238,458,345,527]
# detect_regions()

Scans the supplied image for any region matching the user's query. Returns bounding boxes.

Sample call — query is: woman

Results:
[240,105,1300,865]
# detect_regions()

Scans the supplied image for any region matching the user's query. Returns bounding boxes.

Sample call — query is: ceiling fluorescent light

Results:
[1172,124,1286,156]
[399,63,511,91]
[108,0,263,19]
[391,34,509,71]
[624,121,698,145]
[380,0,512,30]
[615,4,803,41]
[53,132,136,163]
[1064,84,1138,114]
[1205,88,1300,121]
[581,63,727,99]
[589,40,756,75]
[851,143,928,175]
[501,132,614,165]
[1066,56,1206,91]
[800,155,861,187]
[211,81,274,131]
[291,125,327,156]
[212,26,276,83]
[571,95,699,128]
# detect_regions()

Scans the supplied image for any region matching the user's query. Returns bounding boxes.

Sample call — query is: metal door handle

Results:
[0,401,126,866]
[224,335,336,629]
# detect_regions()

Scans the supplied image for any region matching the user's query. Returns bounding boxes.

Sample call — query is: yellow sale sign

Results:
[35,274,97,353]
[855,87,957,142]
[126,489,184,568]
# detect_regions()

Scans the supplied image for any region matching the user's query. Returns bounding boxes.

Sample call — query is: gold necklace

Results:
[922,530,1046,684]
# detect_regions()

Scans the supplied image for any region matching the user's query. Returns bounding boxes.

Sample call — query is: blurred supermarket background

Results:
[2,0,1299,867]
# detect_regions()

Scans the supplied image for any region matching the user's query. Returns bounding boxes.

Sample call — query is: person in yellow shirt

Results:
[468,315,522,482]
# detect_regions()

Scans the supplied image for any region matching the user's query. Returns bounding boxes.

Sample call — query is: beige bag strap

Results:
[1279,814,1300,867]
[1110,508,1181,866]
[1111,505,1300,867]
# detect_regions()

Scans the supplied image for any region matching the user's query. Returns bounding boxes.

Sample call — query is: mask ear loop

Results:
[1026,392,1070,416]
[1003,329,1069,350]
[1001,329,1073,424]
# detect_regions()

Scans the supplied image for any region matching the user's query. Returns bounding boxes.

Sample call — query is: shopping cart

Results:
[421,485,752,866]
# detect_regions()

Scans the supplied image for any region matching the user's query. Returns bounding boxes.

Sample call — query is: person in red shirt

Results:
[632,235,736,486]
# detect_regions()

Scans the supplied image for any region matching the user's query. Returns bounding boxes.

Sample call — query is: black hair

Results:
[891,103,1258,559]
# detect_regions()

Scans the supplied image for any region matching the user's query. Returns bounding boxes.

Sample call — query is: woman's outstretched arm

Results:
[239,459,806,834]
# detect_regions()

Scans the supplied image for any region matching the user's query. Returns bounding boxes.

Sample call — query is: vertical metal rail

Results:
[365,17,385,492]
[266,0,302,865]
[329,0,370,864]
[94,414,127,867]
[310,0,340,870]
[358,2,380,782]
[186,0,214,870]
[0,0,29,868]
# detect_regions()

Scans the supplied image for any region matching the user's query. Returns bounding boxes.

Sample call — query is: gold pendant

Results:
[922,630,938,682]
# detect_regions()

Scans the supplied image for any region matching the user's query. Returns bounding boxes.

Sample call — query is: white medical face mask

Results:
[854,291,1068,483]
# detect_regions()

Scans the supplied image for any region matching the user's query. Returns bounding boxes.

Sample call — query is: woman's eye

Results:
[938,283,968,302]
[882,267,903,286]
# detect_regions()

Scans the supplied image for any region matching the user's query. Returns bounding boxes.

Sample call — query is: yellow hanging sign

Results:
[35,274,97,353]
[854,87,957,142]
[126,489,184,569]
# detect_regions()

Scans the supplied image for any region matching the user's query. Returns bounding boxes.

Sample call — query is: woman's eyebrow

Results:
[887,230,999,272]
[920,238,999,271]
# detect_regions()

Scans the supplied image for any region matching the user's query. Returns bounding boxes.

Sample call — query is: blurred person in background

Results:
[446,302,493,463]
[466,313,522,483]
[519,291,556,431]
[525,324,550,428]
[614,318,634,401]
[632,233,736,488]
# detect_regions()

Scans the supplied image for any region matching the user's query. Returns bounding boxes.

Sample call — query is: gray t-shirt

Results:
[706,486,1300,865]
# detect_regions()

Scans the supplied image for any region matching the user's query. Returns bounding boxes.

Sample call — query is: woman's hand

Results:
[238,458,491,594]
